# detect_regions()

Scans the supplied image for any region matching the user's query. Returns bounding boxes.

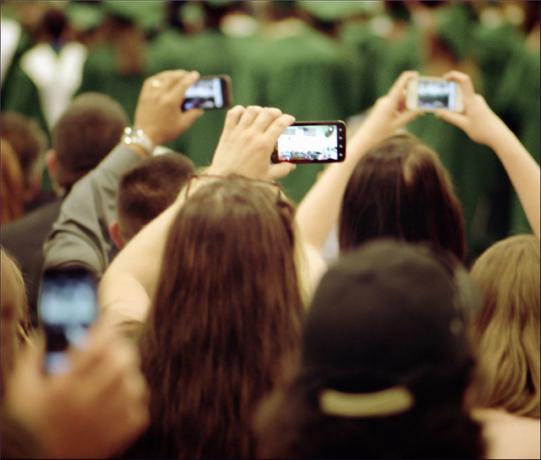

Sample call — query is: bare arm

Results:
[296,71,421,250]
[436,71,540,238]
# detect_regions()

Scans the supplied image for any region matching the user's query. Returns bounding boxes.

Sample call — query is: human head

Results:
[470,235,540,418]
[0,248,30,400]
[50,92,128,190]
[138,175,303,458]
[0,140,25,224]
[339,133,466,261]
[255,239,484,458]
[0,112,47,198]
[110,153,194,248]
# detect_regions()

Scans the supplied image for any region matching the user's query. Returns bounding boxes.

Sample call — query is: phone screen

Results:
[417,80,458,111]
[274,123,345,163]
[182,77,228,111]
[38,268,98,374]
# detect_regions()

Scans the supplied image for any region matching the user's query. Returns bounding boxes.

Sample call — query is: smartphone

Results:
[271,121,346,163]
[406,77,464,112]
[38,267,98,374]
[181,75,232,111]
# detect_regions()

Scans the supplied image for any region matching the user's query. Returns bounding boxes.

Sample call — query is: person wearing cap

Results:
[255,239,486,458]
[1,92,128,325]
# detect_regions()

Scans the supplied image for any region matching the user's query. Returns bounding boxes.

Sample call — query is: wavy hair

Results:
[470,235,540,418]
[133,175,304,458]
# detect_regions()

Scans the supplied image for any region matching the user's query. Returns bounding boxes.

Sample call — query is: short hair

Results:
[470,235,540,418]
[339,133,466,261]
[52,92,128,188]
[0,112,47,188]
[1,140,25,224]
[116,154,195,241]
[133,175,303,458]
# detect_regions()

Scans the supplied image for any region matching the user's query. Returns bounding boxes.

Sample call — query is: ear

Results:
[46,149,57,182]
[109,220,125,250]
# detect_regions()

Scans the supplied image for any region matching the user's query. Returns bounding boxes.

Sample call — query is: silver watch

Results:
[122,127,155,155]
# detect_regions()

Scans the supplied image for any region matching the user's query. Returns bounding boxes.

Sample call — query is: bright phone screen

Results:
[182,77,225,110]
[417,80,458,110]
[276,124,339,162]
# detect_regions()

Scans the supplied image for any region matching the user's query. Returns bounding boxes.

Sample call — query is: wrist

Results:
[121,127,155,157]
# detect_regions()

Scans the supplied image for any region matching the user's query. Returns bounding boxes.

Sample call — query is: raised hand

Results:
[134,70,204,146]
[210,105,296,181]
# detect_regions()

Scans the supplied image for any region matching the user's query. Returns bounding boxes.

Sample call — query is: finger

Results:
[392,109,422,130]
[170,71,200,103]
[253,107,283,132]
[144,70,186,91]
[265,113,295,142]
[267,162,296,181]
[388,70,419,100]
[238,105,263,128]
[443,70,475,98]
[434,109,468,130]
[179,108,204,128]
[223,105,245,131]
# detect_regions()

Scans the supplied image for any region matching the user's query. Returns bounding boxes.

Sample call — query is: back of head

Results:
[52,92,128,189]
[0,112,47,190]
[117,154,194,242]
[139,175,303,458]
[0,248,29,400]
[470,235,540,418]
[1,139,25,224]
[339,133,466,262]
[256,239,483,458]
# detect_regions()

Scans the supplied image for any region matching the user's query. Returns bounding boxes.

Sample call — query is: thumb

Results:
[268,162,296,181]
[434,109,467,130]
[179,109,204,131]
[392,110,422,131]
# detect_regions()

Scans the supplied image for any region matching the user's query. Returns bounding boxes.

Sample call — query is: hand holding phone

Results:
[406,77,464,112]
[38,267,98,374]
[271,121,346,164]
[181,75,232,111]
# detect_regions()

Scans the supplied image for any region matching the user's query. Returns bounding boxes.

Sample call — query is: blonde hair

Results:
[470,235,540,418]
[0,248,30,399]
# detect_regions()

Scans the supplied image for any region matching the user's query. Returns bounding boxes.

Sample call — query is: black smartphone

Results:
[181,75,232,111]
[38,267,99,374]
[271,121,346,163]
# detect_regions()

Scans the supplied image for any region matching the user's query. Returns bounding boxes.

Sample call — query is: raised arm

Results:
[99,106,298,325]
[296,71,420,250]
[436,71,540,238]
[43,70,203,275]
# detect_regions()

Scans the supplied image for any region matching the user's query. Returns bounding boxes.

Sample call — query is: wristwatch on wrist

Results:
[122,127,155,155]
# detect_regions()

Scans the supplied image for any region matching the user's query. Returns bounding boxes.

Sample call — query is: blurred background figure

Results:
[0,0,539,260]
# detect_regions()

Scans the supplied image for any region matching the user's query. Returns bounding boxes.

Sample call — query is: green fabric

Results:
[102,0,165,32]
[234,26,362,203]
[77,45,147,124]
[436,3,475,61]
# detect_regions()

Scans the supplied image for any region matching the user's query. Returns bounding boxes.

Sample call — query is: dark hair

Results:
[339,133,466,261]
[133,175,303,458]
[117,153,194,241]
[0,112,47,188]
[52,92,128,188]
[255,241,484,458]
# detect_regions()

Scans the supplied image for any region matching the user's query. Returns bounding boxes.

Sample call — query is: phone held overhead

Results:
[181,75,232,111]
[406,77,464,112]
[272,121,346,164]
[38,267,99,374]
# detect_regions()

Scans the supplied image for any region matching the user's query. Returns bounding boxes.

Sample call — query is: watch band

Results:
[122,127,155,155]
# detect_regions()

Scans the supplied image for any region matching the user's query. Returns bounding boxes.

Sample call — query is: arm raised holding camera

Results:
[296,71,421,251]
[435,71,540,238]
[99,106,298,326]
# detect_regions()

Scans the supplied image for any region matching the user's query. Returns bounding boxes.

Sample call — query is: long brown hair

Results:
[339,133,466,262]
[470,235,540,418]
[1,140,25,224]
[137,175,304,458]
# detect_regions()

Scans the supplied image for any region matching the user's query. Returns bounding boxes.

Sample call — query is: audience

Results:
[255,240,484,458]
[1,92,128,323]
[110,153,195,249]
[0,7,539,455]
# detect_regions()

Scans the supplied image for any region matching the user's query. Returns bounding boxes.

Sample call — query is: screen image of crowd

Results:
[417,81,453,109]
[183,78,223,110]
[277,125,338,161]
